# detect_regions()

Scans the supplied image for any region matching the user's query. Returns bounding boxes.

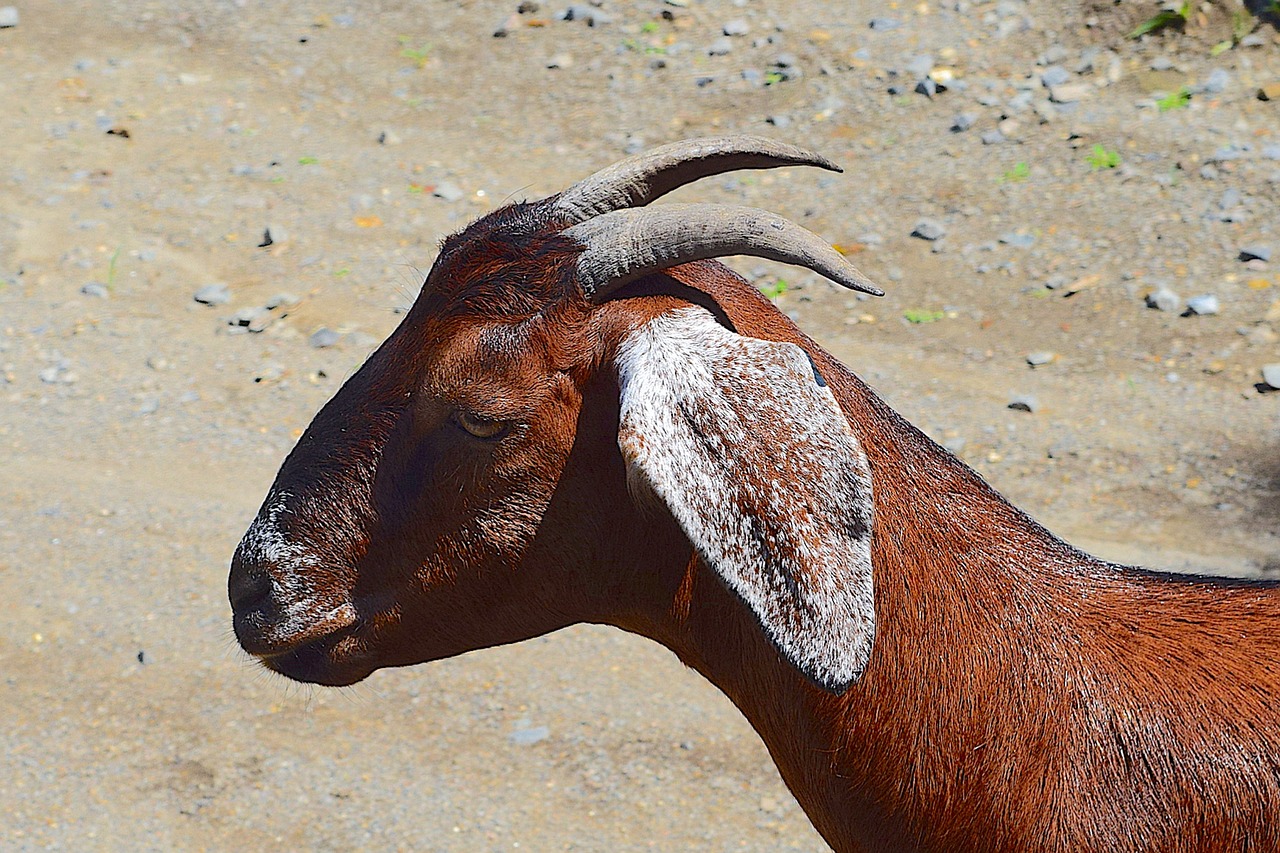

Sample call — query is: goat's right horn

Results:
[553,136,841,223]
[564,203,884,302]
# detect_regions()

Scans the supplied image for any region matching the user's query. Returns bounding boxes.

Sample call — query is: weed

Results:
[758,278,789,299]
[1129,2,1189,39]
[764,70,785,85]
[106,246,121,288]
[1212,9,1256,54]
[1086,143,1121,170]
[904,308,944,324]
[298,155,319,165]
[640,21,659,34]
[1000,161,1030,183]
[1156,87,1191,111]
[398,37,431,68]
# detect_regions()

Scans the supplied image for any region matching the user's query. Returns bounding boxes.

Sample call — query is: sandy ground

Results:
[1,0,1278,849]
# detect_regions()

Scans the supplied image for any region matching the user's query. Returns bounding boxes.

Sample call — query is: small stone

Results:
[980,130,1006,145]
[1219,188,1242,210]
[1008,395,1038,413]
[560,4,610,25]
[433,182,465,202]
[1197,68,1230,95]
[493,13,520,37]
[708,37,732,56]
[1000,232,1035,248]
[0,6,17,27]
[997,118,1020,139]
[950,113,976,132]
[546,53,573,69]
[193,283,231,305]
[1026,351,1054,366]
[1184,294,1219,316]
[869,17,901,30]
[264,293,301,310]
[80,283,109,298]
[723,18,749,36]
[229,306,274,333]
[905,54,933,79]
[509,726,550,746]
[1150,56,1174,71]
[1262,364,1280,389]
[377,129,402,146]
[1145,287,1181,313]
[1200,164,1219,181]
[915,77,940,98]
[1040,66,1070,88]
[309,327,341,349]
[765,114,791,128]
[1048,83,1091,103]
[1239,245,1272,263]
[911,219,946,241]
[1257,83,1280,102]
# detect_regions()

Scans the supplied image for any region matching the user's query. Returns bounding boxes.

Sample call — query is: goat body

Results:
[229,138,1280,852]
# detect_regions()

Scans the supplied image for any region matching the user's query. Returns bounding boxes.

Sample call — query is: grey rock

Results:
[723,18,749,36]
[869,17,901,30]
[1262,364,1280,390]
[1196,68,1229,94]
[1000,232,1036,248]
[915,77,940,98]
[546,53,573,69]
[1040,65,1070,88]
[1219,188,1242,210]
[1049,83,1091,103]
[80,283,109,298]
[765,114,791,128]
[509,726,550,746]
[309,327,342,349]
[980,130,1006,145]
[193,283,231,305]
[1008,395,1038,413]
[1262,145,1280,161]
[741,68,763,85]
[911,219,946,241]
[560,4,611,25]
[950,113,976,132]
[1239,245,1272,263]
[1026,351,1055,366]
[1199,164,1219,180]
[1145,287,1181,313]
[1150,55,1174,71]
[708,37,732,56]
[0,6,17,27]
[905,54,933,79]
[264,293,300,310]
[229,306,273,333]
[1184,294,1220,316]
[433,182,465,202]
[1038,45,1069,65]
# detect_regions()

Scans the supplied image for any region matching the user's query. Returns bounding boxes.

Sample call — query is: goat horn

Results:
[553,136,841,222]
[563,203,884,302]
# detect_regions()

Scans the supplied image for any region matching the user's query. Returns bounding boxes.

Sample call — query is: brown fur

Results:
[230,199,1280,852]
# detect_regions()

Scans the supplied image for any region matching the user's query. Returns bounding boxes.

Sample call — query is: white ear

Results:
[615,306,875,693]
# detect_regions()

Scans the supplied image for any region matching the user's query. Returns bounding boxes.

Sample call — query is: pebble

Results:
[1145,287,1181,313]
[377,130,402,146]
[1184,294,1219,316]
[1026,351,1054,366]
[950,113,976,132]
[309,327,341,349]
[869,17,901,30]
[559,4,611,26]
[1196,68,1230,95]
[1262,364,1280,390]
[1040,66,1070,88]
[80,283,109,298]
[980,130,1006,145]
[193,283,231,305]
[509,726,550,746]
[433,182,465,202]
[1049,83,1091,103]
[546,53,573,69]
[0,6,17,27]
[493,12,520,37]
[1239,245,1272,263]
[1008,395,1038,413]
[229,306,273,333]
[708,37,732,56]
[911,219,946,241]
[1000,232,1035,248]
[723,18,749,36]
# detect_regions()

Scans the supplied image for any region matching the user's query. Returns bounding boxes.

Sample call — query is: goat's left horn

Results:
[553,136,840,223]
[563,203,884,302]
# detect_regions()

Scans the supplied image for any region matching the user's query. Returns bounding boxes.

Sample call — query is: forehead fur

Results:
[421,199,583,318]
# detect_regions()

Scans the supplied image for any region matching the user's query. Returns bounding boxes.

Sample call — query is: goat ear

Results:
[614,306,875,693]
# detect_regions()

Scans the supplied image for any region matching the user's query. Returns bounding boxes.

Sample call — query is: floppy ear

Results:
[614,306,875,693]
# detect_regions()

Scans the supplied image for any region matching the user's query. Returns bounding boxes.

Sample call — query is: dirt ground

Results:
[1,0,1278,849]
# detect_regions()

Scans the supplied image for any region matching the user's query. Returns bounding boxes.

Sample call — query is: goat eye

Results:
[455,411,509,440]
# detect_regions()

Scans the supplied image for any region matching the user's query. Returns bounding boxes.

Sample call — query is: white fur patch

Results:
[615,306,876,692]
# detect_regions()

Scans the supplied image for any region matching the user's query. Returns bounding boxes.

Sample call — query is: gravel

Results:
[1184,294,1220,316]
[1007,394,1039,412]
[309,327,341,348]
[911,219,947,241]
[1238,245,1272,263]
[950,113,976,133]
[0,6,17,27]
[193,283,231,305]
[723,19,749,36]
[1145,287,1181,313]
[1263,364,1280,390]
[80,282,109,298]
[1025,351,1054,366]
[433,181,465,202]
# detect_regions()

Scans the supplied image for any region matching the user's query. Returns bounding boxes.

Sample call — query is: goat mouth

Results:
[257,628,373,687]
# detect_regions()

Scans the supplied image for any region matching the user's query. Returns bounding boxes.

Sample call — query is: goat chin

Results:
[230,136,1280,853]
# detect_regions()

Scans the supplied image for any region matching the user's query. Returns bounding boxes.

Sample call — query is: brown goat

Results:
[230,137,1280,852]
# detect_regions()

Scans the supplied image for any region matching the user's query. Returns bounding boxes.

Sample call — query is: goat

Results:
[230,136,1280,852]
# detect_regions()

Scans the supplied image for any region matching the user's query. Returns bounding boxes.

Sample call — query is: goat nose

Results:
[228,557,273,612]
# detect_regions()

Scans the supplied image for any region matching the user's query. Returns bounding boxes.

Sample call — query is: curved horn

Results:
[563,204,884,302]
[554,136,841,223]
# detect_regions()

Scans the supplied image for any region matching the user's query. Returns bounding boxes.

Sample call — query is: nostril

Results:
[228,562,274,612]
